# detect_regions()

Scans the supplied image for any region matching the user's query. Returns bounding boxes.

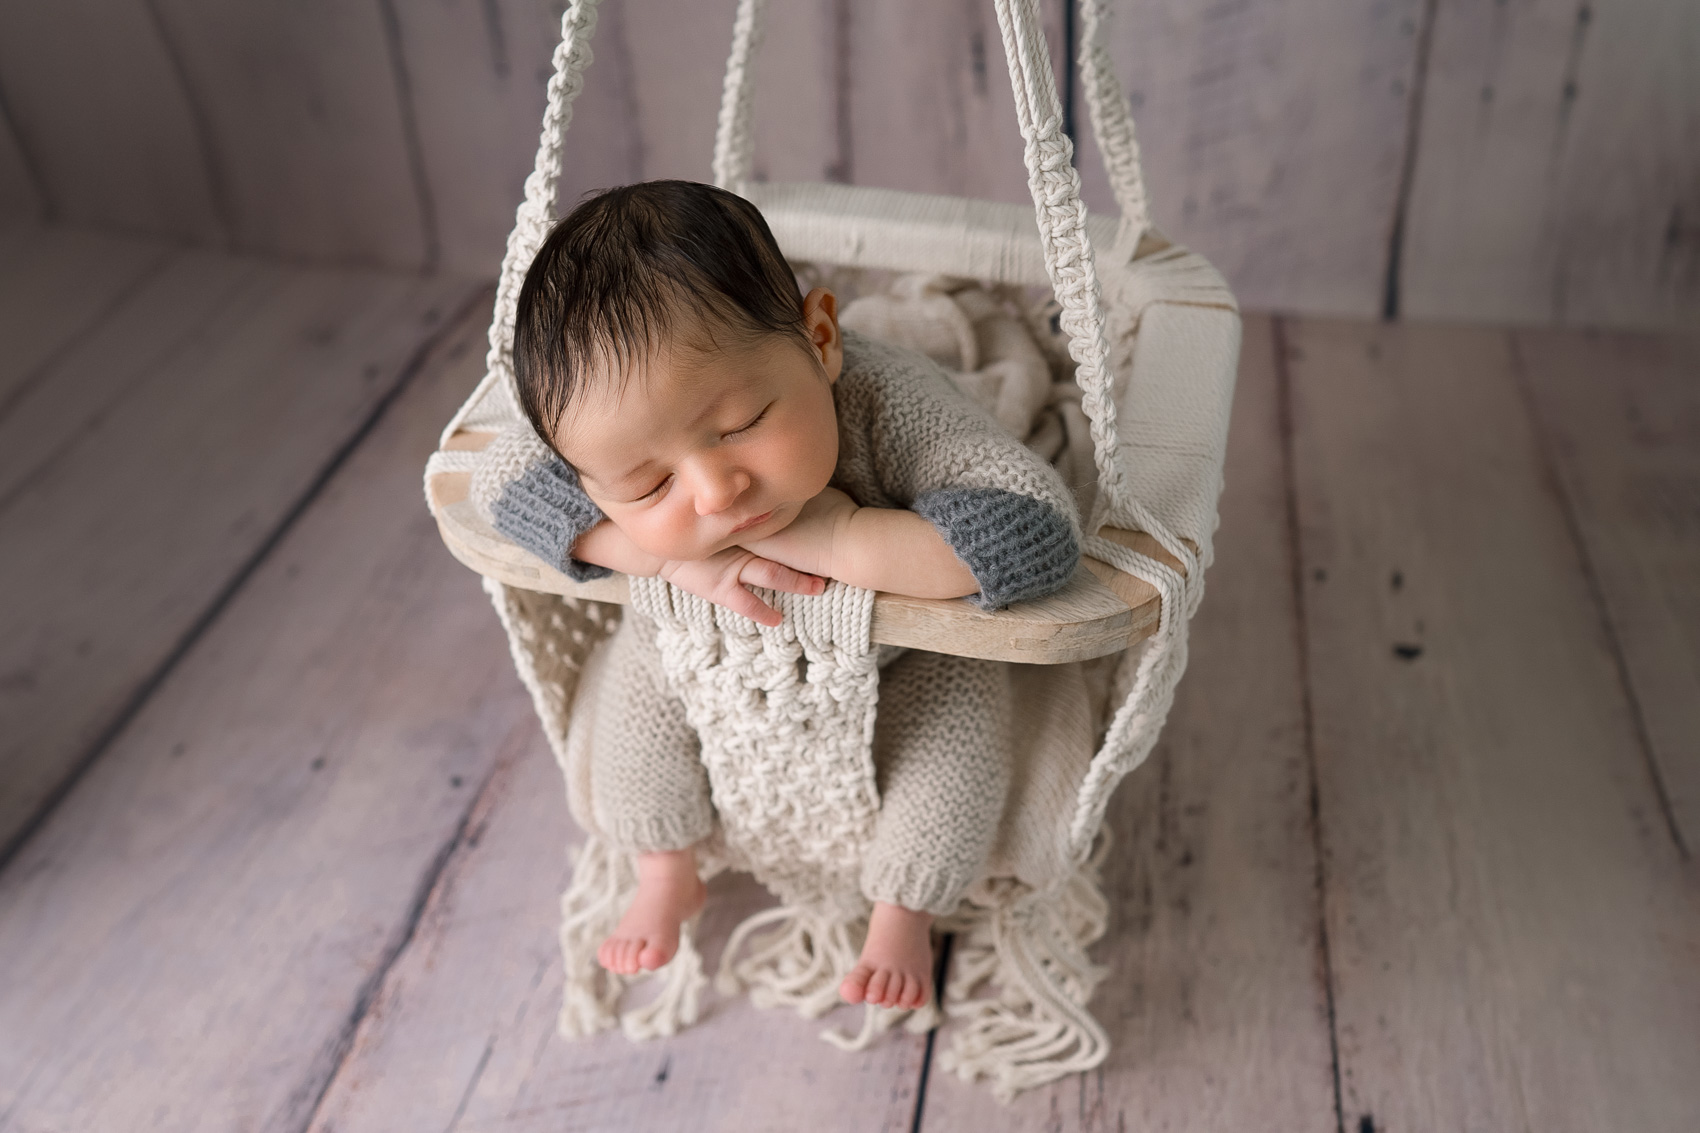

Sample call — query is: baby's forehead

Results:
[556,337,759,444]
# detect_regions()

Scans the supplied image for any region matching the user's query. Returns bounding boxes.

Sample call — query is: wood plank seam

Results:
[1382,0,1440,321]
[376,0,442,272]
[0,72,47,217]
[141,0,235,248]
[828,0,853,184]
[1506,330,1690,861]
[908,932,955,1133]
[290,760,505,1133]
[0,283,490,877]
[1272,314,1349,1133]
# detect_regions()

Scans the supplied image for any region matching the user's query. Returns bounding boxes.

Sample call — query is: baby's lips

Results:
[730,507,776,535]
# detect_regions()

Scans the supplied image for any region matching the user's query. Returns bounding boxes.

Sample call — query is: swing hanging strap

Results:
[709,0,1157,534]
[1077,0,1151,251]
[443,0,603,444]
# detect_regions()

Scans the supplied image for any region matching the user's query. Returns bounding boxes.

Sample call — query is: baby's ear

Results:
[802,287,842,383]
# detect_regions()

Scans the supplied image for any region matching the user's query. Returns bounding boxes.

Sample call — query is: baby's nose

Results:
[694,466,751,516]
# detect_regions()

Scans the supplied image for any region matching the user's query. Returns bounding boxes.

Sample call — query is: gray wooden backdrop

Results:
[0,0,1693,329]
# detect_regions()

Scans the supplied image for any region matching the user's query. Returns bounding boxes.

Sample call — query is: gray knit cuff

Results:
[913,488,1079,610]
[489,455,612,582]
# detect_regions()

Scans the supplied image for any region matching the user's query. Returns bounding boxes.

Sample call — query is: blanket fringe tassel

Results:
[555,835,1113,1101]
[938,862,1112,1101]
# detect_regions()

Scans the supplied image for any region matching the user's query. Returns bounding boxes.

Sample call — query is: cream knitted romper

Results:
[472,331,1082,914]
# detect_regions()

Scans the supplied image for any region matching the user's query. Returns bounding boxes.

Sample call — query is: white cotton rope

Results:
[1079,0,1152,251]
[991,0,1126,534]
[440,0,601,446]
[712,0,767,191]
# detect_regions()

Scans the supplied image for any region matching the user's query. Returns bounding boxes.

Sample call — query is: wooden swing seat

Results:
[427,428,1185,665]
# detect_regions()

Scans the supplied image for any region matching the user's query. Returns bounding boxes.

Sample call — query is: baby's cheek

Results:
[771,428,836,498]
[621,509,717,563]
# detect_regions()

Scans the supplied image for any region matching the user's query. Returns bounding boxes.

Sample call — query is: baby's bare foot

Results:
[598,849,706,975]
[840,902,935,1010]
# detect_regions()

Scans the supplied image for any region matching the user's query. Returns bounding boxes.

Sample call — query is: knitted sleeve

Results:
[469,424,613,582]
[832,330,1081,610]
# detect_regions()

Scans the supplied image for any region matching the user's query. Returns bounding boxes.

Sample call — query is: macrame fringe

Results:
[555,836,1114,1100]
[715,902,942,1047]
[938,860,1113,1102]
[555,835,708,1041]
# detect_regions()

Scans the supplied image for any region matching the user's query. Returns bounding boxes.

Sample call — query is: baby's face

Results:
[554,291,842,563]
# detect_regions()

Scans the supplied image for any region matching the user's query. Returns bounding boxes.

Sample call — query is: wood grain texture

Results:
[0,229,479,854]
[0,225,172,417]
[920,316,1337,1129]
[0,298,538,1133]
[306,709,928,1133]
[1286,317,1700,1132]
[619,0,739,183]
[1514,326,1700,851]
[849,0,1066,206]
[1073,0,1425,317]
[0,0,224,241]
[390,0,643,278]
[748,0,842,184]
[1402,0,1700,329]
[145,0,429,267]
[0,247,263,505]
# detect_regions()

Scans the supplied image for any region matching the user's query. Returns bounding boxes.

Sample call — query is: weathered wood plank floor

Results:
[1,225,1696,1132]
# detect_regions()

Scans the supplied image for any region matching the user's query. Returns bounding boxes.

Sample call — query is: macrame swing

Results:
[424,0,1238,1100]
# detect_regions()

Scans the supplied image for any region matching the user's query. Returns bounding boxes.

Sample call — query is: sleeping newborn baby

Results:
[471,180,1080,1011]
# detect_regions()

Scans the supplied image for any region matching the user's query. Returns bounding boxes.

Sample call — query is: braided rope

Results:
[991,0,1126,531]
[712,0,768,191]
[1078,0,1151,249]
[1071,534,1196,858]
[442,0,601,444]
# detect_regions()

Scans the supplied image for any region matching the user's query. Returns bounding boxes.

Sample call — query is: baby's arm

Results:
[470,424,821,626]
[742,488,978,600]
[573,520,824,627]
[822,331,1083,609]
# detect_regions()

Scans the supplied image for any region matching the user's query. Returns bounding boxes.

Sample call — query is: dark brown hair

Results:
[513,180,808,450]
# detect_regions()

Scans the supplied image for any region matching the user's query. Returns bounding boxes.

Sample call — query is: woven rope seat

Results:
[423,0,1238,1100]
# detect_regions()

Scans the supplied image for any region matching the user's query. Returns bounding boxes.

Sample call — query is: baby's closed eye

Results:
[723,405,770,438]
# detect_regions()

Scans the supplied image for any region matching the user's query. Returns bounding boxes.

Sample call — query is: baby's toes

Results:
[839,965,872,1004]
[865,968,892,1007]
[615,937,644,975]
[637,938,670,971]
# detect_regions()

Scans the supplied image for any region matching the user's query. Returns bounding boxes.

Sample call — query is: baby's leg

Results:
[589,614,713,975]
[843,652,1014,1009]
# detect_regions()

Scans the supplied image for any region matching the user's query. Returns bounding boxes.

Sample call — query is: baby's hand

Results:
[740,487,859,580]
[658,547,826,627]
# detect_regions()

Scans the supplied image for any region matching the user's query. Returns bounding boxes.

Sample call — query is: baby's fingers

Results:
[716,581,784,627]
[740,557,826,597]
